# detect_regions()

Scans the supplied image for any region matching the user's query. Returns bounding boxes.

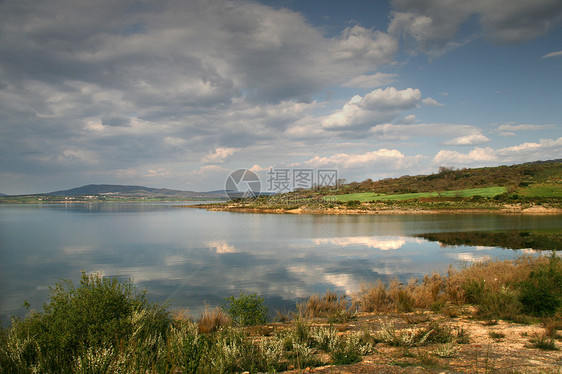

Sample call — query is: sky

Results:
[0,0,561,194]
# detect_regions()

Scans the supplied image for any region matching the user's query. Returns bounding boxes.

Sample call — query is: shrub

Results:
[330,335,364,365]
[346,200,361,208]
[475,285,522,321]
[222,291,268,326]
[3,272,170,373]
[519,255,562,317]
[311,326,339,352]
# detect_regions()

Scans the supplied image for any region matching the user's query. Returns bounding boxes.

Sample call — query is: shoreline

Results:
[182,204,562,215]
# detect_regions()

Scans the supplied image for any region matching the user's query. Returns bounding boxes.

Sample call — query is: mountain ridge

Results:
[46,184,224,198]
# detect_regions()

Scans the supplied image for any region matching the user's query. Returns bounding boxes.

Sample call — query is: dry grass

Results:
[354,280,393,312]
[198,306,230,333]
[302,290,349,318]
[353,254,555,317]
[447,255,548,302]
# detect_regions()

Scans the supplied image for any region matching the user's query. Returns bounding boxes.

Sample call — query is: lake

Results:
[1,203,560,325]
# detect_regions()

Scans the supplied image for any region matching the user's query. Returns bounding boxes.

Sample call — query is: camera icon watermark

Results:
[224,168,338,201]
[224,169,261,200]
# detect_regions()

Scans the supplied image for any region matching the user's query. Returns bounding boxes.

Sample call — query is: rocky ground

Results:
[266,310,561,374]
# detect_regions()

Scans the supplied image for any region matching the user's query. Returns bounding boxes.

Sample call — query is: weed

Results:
[432,342,459,358]
[198,306,230,333]
[223,291,268,326]
[355,281,392,312]
[330,333,372,365]
[488,331,505,342]
[529,334,560,351]
[304,290,355,322]
[311,326,339,352]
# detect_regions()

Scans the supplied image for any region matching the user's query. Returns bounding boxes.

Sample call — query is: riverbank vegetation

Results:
[192,160,562,214]
[1,254,560,373]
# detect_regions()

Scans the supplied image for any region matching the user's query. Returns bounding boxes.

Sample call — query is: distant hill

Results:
[0,193,5,197]
[46,184,219,198]
[340,159,562,195]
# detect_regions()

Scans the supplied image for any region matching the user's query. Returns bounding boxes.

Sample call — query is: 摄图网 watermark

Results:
[224,168,338,200]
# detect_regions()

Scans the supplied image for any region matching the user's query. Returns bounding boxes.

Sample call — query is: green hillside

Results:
[331,186,507,202]
[332,160,561,201]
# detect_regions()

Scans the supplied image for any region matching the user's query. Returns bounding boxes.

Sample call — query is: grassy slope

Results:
[331,186,507,202]
[330,161,561,202]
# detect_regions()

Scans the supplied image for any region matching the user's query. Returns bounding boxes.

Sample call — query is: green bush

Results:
[519,255,562,317]
[462,278,487,304]
[346,200,361,208]
[222,291,268,326]
[2,272,170,373]
[330,333,371,365]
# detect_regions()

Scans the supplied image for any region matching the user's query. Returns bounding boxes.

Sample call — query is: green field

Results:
[331,186,508,202]
[518,184,562,198]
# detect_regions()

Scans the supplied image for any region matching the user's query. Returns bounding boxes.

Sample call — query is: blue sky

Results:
[0,0,561,194]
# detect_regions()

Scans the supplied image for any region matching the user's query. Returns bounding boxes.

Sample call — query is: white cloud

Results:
[433,137,562,166]
[422,97,443,106]
[389,0,562,54]
[202,147,237,164]
[333,25,398,66]
[493,123,554,137]
[433,147,497,165]
[447,252,491,263]
[443,134,490,146]
[316,236,406,251]
[343,73,397,88]
[208,241,238,254]
[322,87,421,130]
[369,123,485,141]
[496,123,554,132]
[542,50,562,59]
[498,131,515,137]
[292,148,423,171]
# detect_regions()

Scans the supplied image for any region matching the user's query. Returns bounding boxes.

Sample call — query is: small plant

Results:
[454,326,471,344]
[529,334,559,351]
[304,290,352,320]
[488,331,505,342]
[311,326,339,352]
[222,291,268,326]
[330,333,370,365]
[275,309,291,323]
[346,200,361,208]
[432,342,459,358]
[198,306,230,333]
[415,323,455,344]
[377,321,427,347]
[355,281,392,312]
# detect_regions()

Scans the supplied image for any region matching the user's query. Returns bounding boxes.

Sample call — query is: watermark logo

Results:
[225,167,339,200]
[225,169,261,200]
[267,168,338,193]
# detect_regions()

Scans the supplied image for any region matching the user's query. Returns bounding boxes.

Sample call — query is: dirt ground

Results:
[277,311,562,374]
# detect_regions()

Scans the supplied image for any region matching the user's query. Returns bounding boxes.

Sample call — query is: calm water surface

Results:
[1,203,560,325]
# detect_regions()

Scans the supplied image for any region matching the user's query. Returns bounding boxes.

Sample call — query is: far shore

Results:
[182,203,562,215]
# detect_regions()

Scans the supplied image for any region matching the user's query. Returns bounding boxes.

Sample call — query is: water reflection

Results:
[0,204,560,325]
[416,230,561,250]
